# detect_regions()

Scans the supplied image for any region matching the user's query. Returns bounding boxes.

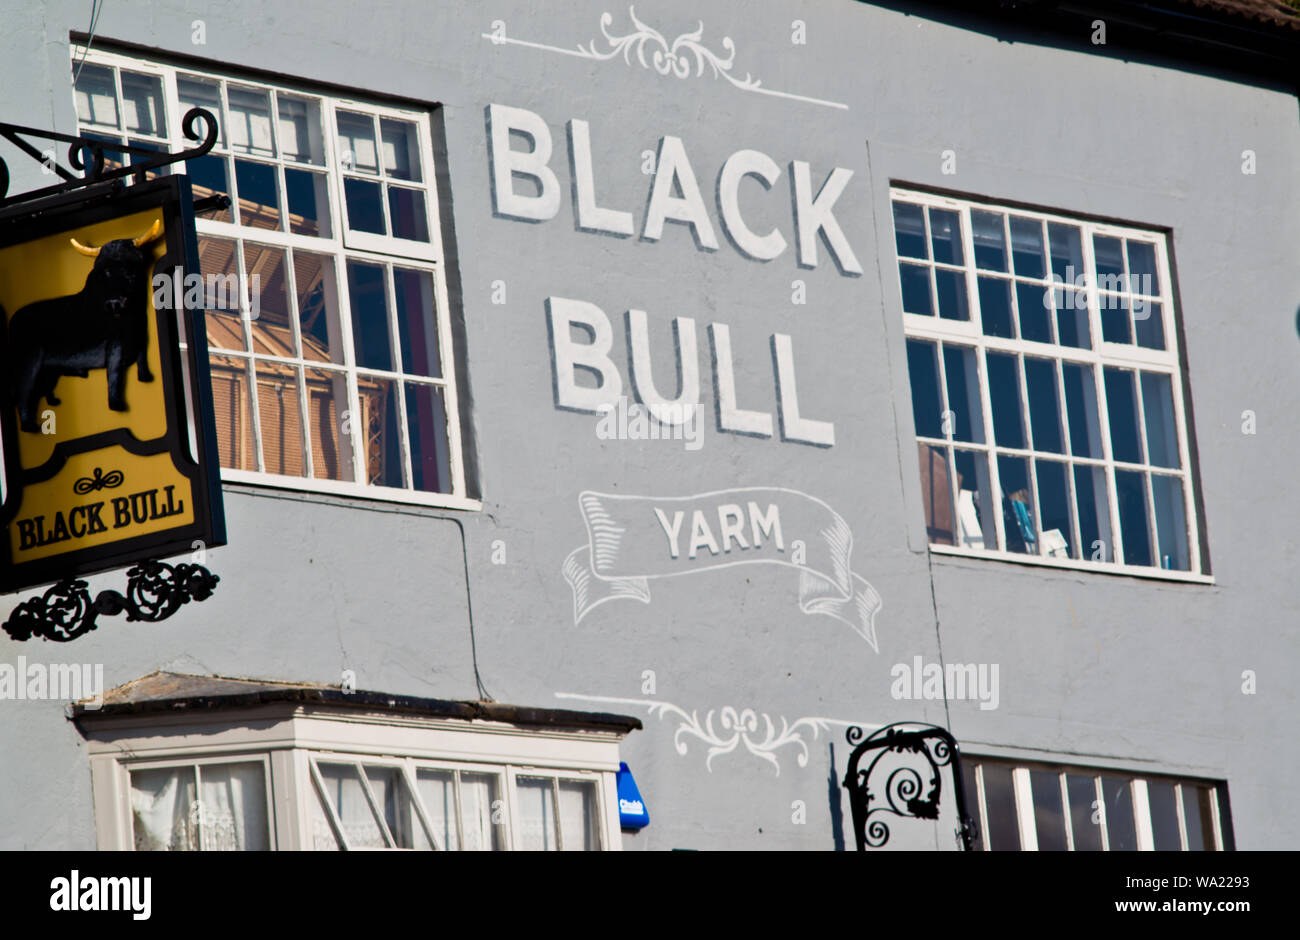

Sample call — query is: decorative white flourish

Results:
[481,8,849,111]
[557,693,877,775]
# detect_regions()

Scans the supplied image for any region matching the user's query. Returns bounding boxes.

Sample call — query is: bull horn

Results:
[133,219,163,247]
[69,238,100,257]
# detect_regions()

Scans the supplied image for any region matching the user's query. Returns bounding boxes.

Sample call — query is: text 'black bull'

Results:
[5,220,164,432]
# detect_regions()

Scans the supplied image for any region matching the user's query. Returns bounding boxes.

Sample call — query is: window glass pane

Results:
[1030,770,1068,851]
[918,444,954,546]
[130,766,197,851]
[120,71,165,136]
[1148,780,1182,851]
[1053,287,1090,348]
[1093,235,1124,284]
[980,765,1020,851]
[209,355,256,471]
[197,762,269,851]
[81,131,126,174]
[960,760,985,850]
[517,777,559,851]
[928,208,963,265]
[316,763,384,848]
[971,210,1007,271]
[1009,216,1046,278]
[304,367,355,482]
[459,773,501,851]
[295,251,343,364]
[1141,372,1180,468]
[344,177,386,234]
[227,85,275,157]
[1066,774,1103,851]
[406,383,452,494]
[360,377,403,487]
[557,780,599,851]
[380,118,422,181]
[347,262,394,371]
[1126,240,1160,295]
[309,783,341,850]
[255,361,306,476]
[1104,367,1143,464]
[942,344,983,444]
[1016,281,1052,343]
[363,765,425,849]
[999,456,1036,554]
[1062,363,1102,459]
[1102,776,1137,851]
[234,159,281,231]
[978,277,1013,338]
[415,769,458,850]
[177,75,224,147]
[892,202,928,259]
[1115,470,1152,567]
[1133,299,1165,350]
[1024,357,1064,453]
[75,64,119,129]
[244,243,292,355]
[1184,787,1217,851]
[986,352,1025,449]
[277,94,324,165]
[953,449,995,550]
[935,269,969,321]
[899,262,933,316]
[337,111,379,174]
[1073,465,1113,563]
[388,186,430,241]
[905,339,942,439]
[1035,460,1073,558]
[199,237,244,350]
[285,168,330,237]
[1100,294,1131,344]
[1151,475,1189,570]
[187,154,234,224]
[1048,223,1083,283]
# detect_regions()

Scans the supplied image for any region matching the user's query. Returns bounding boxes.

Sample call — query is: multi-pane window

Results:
[892,188,1202,575]
[961,757,1229,851]
[307,754,604,852]
[72,49,468,505]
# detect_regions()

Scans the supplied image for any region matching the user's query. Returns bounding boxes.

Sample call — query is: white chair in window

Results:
[1040,529,1069,558]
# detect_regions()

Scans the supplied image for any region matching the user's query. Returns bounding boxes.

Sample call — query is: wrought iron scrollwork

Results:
[2,560,219,642]
[843,721,977,851]
[0,107,219,209]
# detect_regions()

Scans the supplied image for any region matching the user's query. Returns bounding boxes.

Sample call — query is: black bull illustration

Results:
[4,220,164,432]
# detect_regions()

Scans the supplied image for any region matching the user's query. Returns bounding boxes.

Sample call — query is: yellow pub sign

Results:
[0,177,225,593]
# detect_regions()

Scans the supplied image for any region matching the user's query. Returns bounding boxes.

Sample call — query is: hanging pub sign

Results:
[0,172,226,600]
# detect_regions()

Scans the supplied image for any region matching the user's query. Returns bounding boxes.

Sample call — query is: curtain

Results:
[130,762,267,851]
[130,767,198,851]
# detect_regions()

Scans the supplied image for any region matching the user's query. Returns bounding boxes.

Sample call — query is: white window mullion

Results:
[1132,779,1155,851]
[1012,766,1038,851]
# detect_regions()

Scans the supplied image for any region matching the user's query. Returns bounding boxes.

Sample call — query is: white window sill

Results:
[928,543,1214,584]
[219,469,482,512]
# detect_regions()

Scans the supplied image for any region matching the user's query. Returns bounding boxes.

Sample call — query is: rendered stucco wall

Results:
[1,0,1296,850]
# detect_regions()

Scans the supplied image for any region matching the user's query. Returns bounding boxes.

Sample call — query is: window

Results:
[72,49,472,507]
[892,188,1205,577]
[960,757,1230,851]
[80,674,633,851]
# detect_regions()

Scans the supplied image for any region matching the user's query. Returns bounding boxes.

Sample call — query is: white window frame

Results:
[891,187,1208,583]
[963,756,1227,852]
[85,704,626,851]
[71,47,478,511]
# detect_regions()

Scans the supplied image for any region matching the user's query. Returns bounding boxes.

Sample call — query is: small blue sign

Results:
[615,761,650,829]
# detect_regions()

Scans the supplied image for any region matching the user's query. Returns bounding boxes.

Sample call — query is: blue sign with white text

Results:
[616,762,650,829]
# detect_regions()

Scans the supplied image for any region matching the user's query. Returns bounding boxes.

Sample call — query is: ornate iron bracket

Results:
[2,560,219,642]
[0,107,219,209]
[842,722,977,851]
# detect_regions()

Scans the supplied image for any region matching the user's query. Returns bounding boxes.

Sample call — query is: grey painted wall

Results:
[1,0,1297,851]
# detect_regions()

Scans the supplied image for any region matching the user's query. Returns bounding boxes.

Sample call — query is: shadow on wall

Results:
[828,741,846,851]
